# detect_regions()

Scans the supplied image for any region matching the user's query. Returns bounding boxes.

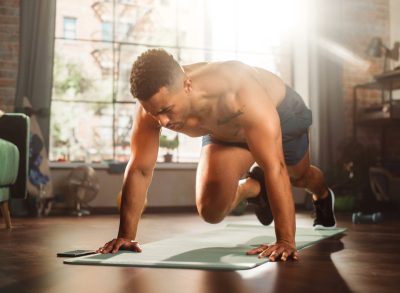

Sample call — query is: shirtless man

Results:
[97,49,336,262]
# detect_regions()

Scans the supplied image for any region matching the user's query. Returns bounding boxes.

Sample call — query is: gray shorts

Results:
[201,85,312,166]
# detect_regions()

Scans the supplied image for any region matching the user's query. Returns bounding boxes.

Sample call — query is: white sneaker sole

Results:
[313,188,337,230]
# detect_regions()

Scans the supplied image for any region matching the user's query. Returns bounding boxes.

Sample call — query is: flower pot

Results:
[163,153,173,163]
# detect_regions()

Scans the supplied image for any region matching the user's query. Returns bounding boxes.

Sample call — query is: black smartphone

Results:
[57,250,96,257]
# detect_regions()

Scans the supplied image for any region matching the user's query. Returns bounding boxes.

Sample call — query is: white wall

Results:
[51,164,197,209]
[390,0,400,101]
[390,0,400,52]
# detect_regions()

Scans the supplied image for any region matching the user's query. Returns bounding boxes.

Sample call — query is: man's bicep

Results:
[237,79,285,170]
[129,106,161,173]
[246,122,284,172]
[242,101,285,171]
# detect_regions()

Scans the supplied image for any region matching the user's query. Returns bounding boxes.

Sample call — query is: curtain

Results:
[15,0,57,150]
[308,0,345,173]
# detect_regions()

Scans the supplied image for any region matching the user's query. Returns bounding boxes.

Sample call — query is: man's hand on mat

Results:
[96,238,142,254]
[246,241,298,262]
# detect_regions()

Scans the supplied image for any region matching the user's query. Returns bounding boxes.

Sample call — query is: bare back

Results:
[177,61,286,143]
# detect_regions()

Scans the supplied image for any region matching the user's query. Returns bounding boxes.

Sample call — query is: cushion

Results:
[0,138,19,202]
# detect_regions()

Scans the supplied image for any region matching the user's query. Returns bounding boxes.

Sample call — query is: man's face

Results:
[140,83,191,131]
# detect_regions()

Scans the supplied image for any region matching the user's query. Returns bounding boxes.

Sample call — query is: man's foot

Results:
[313,188,337,230]
[247,166,273,226]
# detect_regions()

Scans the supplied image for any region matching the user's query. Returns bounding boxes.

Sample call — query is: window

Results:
[51,0,294,164]
[63,17,77,39]
[101,22,112,42]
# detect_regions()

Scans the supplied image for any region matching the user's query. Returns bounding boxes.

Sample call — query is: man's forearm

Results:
[264,167,296,245]
[117,169,153,240]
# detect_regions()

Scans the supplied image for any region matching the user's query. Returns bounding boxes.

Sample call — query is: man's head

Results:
[130,49,192,130]
[130,49,184,101]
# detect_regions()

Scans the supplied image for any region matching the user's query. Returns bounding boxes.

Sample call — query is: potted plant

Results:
[159,134,179,162]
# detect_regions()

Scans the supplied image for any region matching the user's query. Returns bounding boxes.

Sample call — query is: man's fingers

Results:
[258,248,274,258]
[266,250,276,260]
[269,247,286,261]
[96,247,104,253]
[246,245,268,255]
[103,244,114,253]
[258,244,278,258]
[254,242,299,262]
[247,248,264,255]
[267,250,280,261]
[96,241,111,253]
[102,241,117,254]
[257,246,297,262]
[111,241,123,253]
[97,239,142,254]
[117,240,142,253]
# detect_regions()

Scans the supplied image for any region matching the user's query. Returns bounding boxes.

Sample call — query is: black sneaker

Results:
[313,188,336,230]
[247,166,274,226]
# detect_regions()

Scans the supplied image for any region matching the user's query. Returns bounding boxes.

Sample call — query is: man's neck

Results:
[187,89,214,126]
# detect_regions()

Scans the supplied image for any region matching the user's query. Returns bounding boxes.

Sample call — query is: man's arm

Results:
[237,77,297,261]
[97,105,160,253]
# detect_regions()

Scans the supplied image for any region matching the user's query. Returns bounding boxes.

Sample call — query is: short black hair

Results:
[130,49,183,101]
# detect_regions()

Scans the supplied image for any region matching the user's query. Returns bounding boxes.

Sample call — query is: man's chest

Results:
[178,112,247,143]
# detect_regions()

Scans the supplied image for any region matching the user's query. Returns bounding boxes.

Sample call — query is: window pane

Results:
[50,102,114,162]
[53,39,113,102]
[63,17,77,39]
[177,0,206,48]
[114,103,138,161]
[115,0,178,46]
[203,0,237,51]
[56,0,105,41]
[52,0,293,163]
[102,22,113,41]
[158,128,201,163]
[174,133,202,163]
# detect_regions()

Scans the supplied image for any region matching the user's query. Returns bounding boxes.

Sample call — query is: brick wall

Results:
[340,0,400,166]
[0,0,19,112]
[341,0,390,137]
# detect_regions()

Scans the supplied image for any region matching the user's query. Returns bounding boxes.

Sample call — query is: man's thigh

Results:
[196,143,255,206]
[282,132,310,167]
[286,149,310,180]
[285,131,311,180]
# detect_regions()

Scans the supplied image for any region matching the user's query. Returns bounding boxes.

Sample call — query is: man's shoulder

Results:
[184,61,246,71]
[182,62,209,72]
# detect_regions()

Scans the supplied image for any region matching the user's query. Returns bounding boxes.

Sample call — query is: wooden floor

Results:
[1,211,399,293]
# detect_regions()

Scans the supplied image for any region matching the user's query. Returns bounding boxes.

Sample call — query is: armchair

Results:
[0,113,30,228]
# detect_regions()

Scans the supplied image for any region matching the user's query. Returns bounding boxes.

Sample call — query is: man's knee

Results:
[196,184,230,224]
[197,203,226,224]
[290,168,310,188]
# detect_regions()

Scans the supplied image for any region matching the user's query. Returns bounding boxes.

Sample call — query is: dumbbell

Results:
[352,212,383,224]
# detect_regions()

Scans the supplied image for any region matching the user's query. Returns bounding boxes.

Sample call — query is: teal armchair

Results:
[0,113,30,229]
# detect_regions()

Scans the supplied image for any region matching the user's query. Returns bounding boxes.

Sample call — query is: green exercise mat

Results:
[64,224,346,270]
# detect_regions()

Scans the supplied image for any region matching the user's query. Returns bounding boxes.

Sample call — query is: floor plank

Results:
[1,211,399,293]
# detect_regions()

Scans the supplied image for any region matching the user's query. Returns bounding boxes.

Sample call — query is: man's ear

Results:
[183,78,192,93]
